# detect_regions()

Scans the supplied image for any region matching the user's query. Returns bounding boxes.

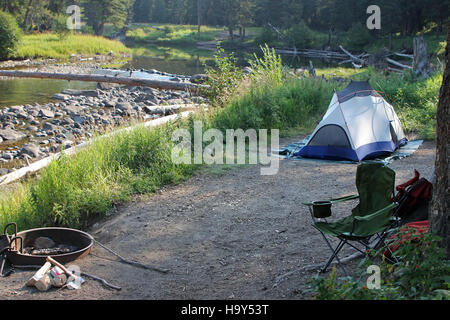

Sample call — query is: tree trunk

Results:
[413,36,430,78]
[388,32,392,51]
[228,26,234,40]
[430,26,450,258]
[197,0,201,35]
[22,0,33,30]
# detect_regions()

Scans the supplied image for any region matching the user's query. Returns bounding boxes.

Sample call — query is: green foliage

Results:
[309,232,450,300]
[204,46,243,106]
[350,67,441,139]
[341,22,373,51]
[81,0,134,36]
[211,77,336,134]
[249,44,284,86]
[52,14,71,41]
[126,24,220,45]
[285,21,327,49]
[0,10,22,60]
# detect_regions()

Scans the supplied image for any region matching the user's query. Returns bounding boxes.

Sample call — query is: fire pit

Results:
[6,226,94,265]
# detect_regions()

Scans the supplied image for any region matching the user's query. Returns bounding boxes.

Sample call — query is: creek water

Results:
[0,44,340,107]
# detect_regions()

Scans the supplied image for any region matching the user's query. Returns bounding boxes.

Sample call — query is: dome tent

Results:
[295,80,407,161]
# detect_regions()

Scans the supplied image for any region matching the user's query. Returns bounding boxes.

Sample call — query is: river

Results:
[0,43,340,107]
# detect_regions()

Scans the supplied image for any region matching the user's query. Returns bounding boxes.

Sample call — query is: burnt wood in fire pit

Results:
[7,227,94,265]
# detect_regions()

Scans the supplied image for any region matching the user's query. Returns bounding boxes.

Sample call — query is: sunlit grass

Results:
[12,33,132,60]
[126,23,223,45]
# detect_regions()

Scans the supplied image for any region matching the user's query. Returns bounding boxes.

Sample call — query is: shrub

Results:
[52,14,71,40]
[309,231,450,300]
[204,46,243,106]
[0,11,22,60]
[342,22,372,51]
[286,21,325,49]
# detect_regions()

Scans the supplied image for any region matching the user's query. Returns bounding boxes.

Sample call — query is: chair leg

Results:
[319,234,349,275]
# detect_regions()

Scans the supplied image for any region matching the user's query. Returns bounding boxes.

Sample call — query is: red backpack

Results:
[393,169,432,222]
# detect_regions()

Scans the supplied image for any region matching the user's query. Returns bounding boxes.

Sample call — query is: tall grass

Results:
[0,123,195,232]
[210,45,339,135]
[12,33,132,60]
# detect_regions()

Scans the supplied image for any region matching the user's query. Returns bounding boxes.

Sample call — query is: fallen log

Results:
[0,70,209,92]
[339,45,365,65]
[393,52,414,60]
[386,57,412,69]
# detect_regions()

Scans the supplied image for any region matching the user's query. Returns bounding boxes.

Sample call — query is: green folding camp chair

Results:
[303,162,399,275]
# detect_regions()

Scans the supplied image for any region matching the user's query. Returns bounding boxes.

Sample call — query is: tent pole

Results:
[334,89,360,162]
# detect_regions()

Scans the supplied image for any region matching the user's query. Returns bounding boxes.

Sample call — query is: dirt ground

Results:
[0,138,436,300]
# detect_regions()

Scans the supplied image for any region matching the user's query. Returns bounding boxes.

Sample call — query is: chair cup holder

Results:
[312,201,332,218]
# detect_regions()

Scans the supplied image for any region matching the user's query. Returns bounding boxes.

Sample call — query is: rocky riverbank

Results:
[0,74,207,177]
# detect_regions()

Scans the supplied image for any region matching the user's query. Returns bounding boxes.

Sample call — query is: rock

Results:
[143,106,164,115]
[34,236,56,249]
[166,99,184,105]
[26,126,39,132]
[0,128,26,141]
[1,153,13,160]
[62,140,74,149]
[97,82,120,90]
[53,94,70,101]
[9,105,24,113]
[72,115,86,125]
[20,144,40,158]
[61,89,99,98]
[190,74,209,84]
[104,100,117,108]
[116,102,132,115]
[38,109,55,118]
[164,105,181,115]
[42,122,59,133]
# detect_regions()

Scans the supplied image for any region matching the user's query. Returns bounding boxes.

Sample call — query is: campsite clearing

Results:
[0,137,436,299]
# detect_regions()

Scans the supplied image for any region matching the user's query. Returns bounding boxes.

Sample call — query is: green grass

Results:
[347,67,442,139]
[11,33,132,60]
[126,23,223,45]
[0,122,196,232]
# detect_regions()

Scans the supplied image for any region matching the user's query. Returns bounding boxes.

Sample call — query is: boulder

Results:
[20,144,40,158]
[0,128,26,141]
[38,109,55,118]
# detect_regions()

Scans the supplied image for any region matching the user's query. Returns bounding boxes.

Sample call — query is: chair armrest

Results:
[353,203,398,222]
[302,194,358,206]
[330,194,359,203]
